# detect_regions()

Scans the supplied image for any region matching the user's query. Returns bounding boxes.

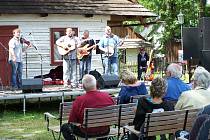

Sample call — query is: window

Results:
[50,28,78,65]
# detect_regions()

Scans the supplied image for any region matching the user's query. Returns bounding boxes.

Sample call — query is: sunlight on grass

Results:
[0,101,62,139]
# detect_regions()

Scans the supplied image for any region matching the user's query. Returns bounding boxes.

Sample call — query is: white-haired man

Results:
[61,74,115,140]
[163,63,191,103]
[98,26,121,75]
[175,66,210,110]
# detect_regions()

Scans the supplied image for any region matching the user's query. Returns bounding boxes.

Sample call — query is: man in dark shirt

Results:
[78,30,95,81]
[137,47,149,80]
[61,74,115,140]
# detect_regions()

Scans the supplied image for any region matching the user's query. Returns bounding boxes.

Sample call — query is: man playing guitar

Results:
[98,26,121,75]
[78,30,95,81]
[56,28,78,88]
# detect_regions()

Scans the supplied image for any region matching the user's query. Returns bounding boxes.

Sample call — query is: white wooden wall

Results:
[0,14,109,79]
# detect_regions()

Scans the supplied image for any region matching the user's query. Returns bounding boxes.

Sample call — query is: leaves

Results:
[138,0,199,45]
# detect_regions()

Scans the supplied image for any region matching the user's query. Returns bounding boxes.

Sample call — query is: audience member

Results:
[61,74,115,140]
[164,63,191,104]
[130,77,174,140]
[175,66,210,110]
[118,70,148,104]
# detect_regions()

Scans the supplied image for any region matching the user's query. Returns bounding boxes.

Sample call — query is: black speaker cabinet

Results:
[199,17,210,50]
[183,27,201,59]
[22,78,43,93]
[97,74,120,89]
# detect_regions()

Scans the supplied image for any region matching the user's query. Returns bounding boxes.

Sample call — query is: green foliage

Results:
[138,0,199,45]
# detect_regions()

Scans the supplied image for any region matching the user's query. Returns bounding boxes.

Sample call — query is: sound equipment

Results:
[22,78,43,93]
[97,74,120,89]
[199,17,210,71]
[199,17,210,50]
[183,27,200,59]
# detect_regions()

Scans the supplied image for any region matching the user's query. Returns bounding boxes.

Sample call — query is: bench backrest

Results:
[59,102,73,125]
[83,104,120,128]
[120,103,136,126]
[130,94,150,103]
[143,110,187,137]
[185,108,200,131]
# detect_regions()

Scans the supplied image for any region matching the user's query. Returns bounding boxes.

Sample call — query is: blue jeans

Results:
[9,60,23,88]
[79,56,91,80]
[103,56,118,75]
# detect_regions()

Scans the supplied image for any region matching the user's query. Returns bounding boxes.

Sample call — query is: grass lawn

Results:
[0,100,63,140]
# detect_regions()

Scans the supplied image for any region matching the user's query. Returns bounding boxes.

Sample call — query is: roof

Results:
[119,39,152,49]
[0,0,156,17]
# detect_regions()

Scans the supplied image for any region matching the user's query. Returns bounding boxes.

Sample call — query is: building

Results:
[0,0,156,86]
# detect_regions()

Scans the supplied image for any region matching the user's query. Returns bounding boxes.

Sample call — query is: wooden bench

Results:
[74,104,120,140]
[124,109,199,139]
[44,102,72,140]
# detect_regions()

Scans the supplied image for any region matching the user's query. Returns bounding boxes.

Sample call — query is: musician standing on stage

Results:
[98,26,121,75]
[79,30,95,81]
[56,28,79,88]
[137,47,149,80]
[8,28,31,90]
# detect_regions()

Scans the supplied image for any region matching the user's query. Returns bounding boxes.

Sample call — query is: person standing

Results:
[137,47,149,80]
[56,28,79,88]
[98,26,121,75]
[8,28,31,90]
[78,30,95,81]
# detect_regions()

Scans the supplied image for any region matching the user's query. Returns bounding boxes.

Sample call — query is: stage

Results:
[0,85,120,115]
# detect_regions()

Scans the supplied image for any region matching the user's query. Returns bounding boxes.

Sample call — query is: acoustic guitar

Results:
[57,43,75,55]
[77,44,96,59]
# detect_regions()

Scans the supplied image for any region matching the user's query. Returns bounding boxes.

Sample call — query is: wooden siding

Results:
[0,14,108,79]
[0,0,156,17]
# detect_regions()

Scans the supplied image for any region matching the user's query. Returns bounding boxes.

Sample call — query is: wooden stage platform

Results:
[0,85,120,115]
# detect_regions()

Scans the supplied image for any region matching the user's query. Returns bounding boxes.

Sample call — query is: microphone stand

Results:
[33,45,43,79]
[0,41,9,91]
[28,34,43,79]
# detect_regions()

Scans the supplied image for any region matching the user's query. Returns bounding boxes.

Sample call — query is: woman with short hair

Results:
[118,70,148,104]
[130,77,174,140]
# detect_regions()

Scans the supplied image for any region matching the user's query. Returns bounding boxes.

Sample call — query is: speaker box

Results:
[97,74,120,89]
[183,27,201,59]
[22,78,43,93]
[199,17,210,50]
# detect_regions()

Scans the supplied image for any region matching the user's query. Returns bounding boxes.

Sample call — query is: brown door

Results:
[0,25,18,87]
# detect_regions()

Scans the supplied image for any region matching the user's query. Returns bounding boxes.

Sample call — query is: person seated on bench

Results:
[163,63,191,106]
[130,77,174,140]
[175,66,210,110]
[118,70,148,104]
[61,74,115,140]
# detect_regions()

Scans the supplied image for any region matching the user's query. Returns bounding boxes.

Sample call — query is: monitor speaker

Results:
[22,78,43,93]
[97,74,120,89]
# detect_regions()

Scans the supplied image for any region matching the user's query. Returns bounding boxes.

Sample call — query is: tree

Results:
[138,0,199,46]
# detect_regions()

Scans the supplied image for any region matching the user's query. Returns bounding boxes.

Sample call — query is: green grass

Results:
[0,100,63,140]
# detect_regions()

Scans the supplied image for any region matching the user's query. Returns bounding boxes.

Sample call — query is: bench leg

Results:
[51,131,61,140]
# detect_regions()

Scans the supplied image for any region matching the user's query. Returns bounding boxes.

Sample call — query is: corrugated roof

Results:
[0,0,156,17]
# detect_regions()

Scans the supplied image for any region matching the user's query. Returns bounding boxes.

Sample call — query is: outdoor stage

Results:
[0,85,120,115]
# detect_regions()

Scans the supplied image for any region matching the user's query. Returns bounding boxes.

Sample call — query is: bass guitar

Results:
[77,44,96,59]
[57,43,75,55]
